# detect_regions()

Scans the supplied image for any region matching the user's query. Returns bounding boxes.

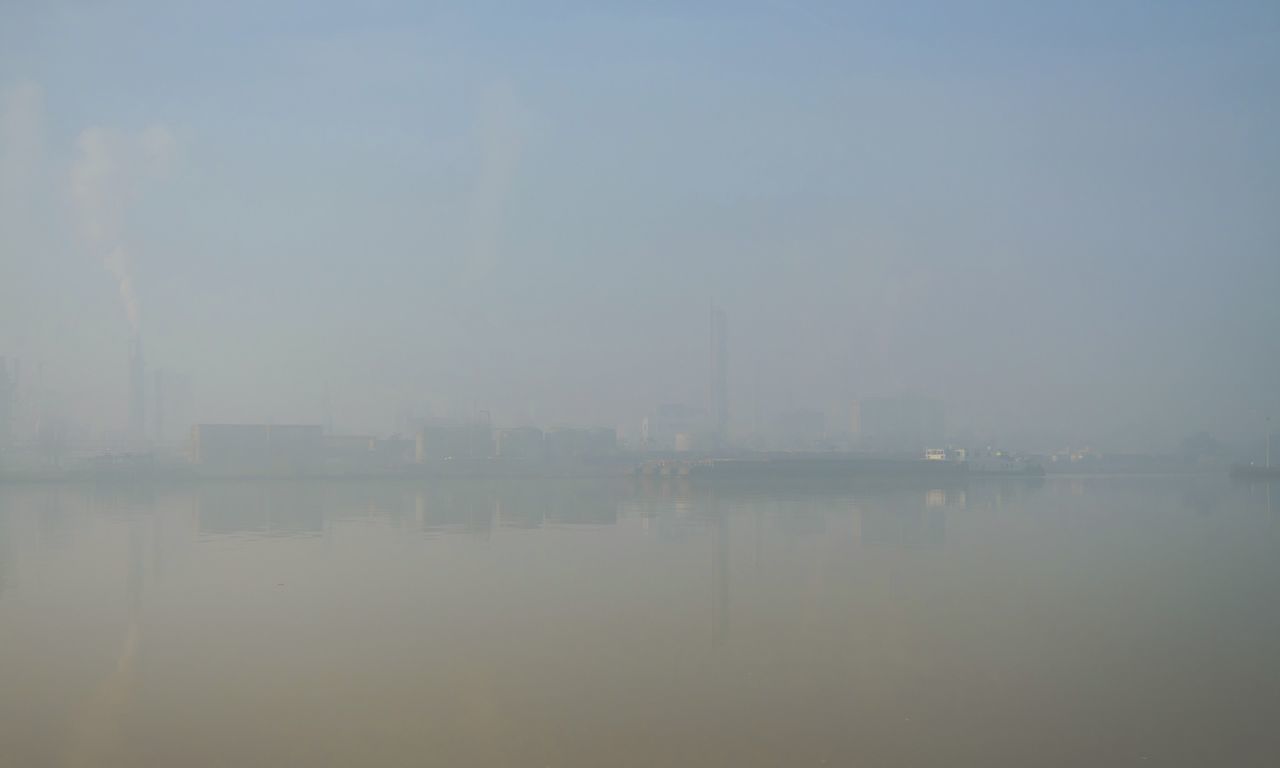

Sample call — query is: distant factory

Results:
[415,418,494,462]
[853,395,946,453]
[187,417,618,477]
[636,305,730,454]
[641,403,707,452]
[190,424,325,476]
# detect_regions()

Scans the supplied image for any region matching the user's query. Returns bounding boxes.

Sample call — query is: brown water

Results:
[1,477,1277,767]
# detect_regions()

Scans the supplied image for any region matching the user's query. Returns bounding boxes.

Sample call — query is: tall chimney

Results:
[129,334,145,443]
[710,306,728,445]
[0,356,13,450]
[154,368,165,443]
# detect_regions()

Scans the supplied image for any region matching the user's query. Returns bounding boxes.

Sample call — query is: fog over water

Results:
[2,2,1279,452]
[3,7,1280,764]
[2,478,1278,766]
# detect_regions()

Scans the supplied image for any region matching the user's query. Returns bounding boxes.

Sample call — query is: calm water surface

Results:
[1,477,1277,766]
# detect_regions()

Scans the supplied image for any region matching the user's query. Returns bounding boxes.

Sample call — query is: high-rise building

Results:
[857,395,945,452]
[642,403,706,451]
[710,306,728,444]
[496,426,544,460]
[0,357,15,450]
[771,409,827,450]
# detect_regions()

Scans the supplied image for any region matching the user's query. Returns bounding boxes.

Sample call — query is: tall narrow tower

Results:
[0,357,14,450]
[323,381,333,436]
[128,334,145,443]
[710,306,728,445]
[153,368,165,443]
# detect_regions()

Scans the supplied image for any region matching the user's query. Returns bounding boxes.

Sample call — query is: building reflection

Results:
[411,480,623,535]
[770,497,829,536]
[495,484,548,529]
[37,489,74,551]
[320,483,416,527]
[1242,477,1277,515]
[197,484,326,536]
[415,484,495,536]
[544,483,618,527]
[856,487,959,549]
[1181,480,1226,516]
[713,503,729,648]
[187,479,629,538]
[961,479,1043,512]
[0,502,13,599]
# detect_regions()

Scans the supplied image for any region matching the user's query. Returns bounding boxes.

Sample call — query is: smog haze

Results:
[2,1,1278,452]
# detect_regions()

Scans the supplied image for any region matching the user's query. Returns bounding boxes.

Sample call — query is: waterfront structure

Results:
[856,395,945,453]
[545,427,616,461]
[190,424,324,475]
[415,419,493,462]
[321,434,415,471]
[771,409,826,450]
[496,426,544,460]
[641,404,706,451]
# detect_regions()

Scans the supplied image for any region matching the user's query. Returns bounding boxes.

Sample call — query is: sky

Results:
[2,0,1278,450]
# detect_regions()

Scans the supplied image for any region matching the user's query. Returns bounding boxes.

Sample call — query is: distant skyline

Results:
[2,1,1278,451]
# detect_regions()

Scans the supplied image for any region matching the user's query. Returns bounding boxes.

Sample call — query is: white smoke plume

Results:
[70,123,176,333]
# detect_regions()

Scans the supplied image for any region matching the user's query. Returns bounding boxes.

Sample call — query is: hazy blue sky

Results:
[2,1,1278,449]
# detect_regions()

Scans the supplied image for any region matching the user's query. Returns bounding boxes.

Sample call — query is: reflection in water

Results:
[416,484,494,535]
[411,481,623,535]
[64,620,139,768]
[0,502,13,598]
[1244,478,1276,515]
[858,500,947,549]
[545,485,617,526]
[496,486,547,529]
[38,489,74,551]
[64,490,164,767]
[714,503,729,648]
[198,484,326,536]
[1,477,1278,766]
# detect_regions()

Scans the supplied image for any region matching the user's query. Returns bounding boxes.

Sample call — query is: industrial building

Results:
[496,427,544,460]
[771,409,827,450]
[415,420,493,463]
[642,404,707,451]
[544,427,617,461]
[855,395,945,453]
[321,434,415,472]
[190,424,324,476]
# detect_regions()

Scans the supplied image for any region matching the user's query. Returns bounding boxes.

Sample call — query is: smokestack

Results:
[0,356,13,450]
[323,381,333,436]
[128,334,145,443]
[154,368,164,443]
[710,306,728,445]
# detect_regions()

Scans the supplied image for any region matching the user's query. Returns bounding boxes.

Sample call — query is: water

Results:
[1,477,1276,767]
